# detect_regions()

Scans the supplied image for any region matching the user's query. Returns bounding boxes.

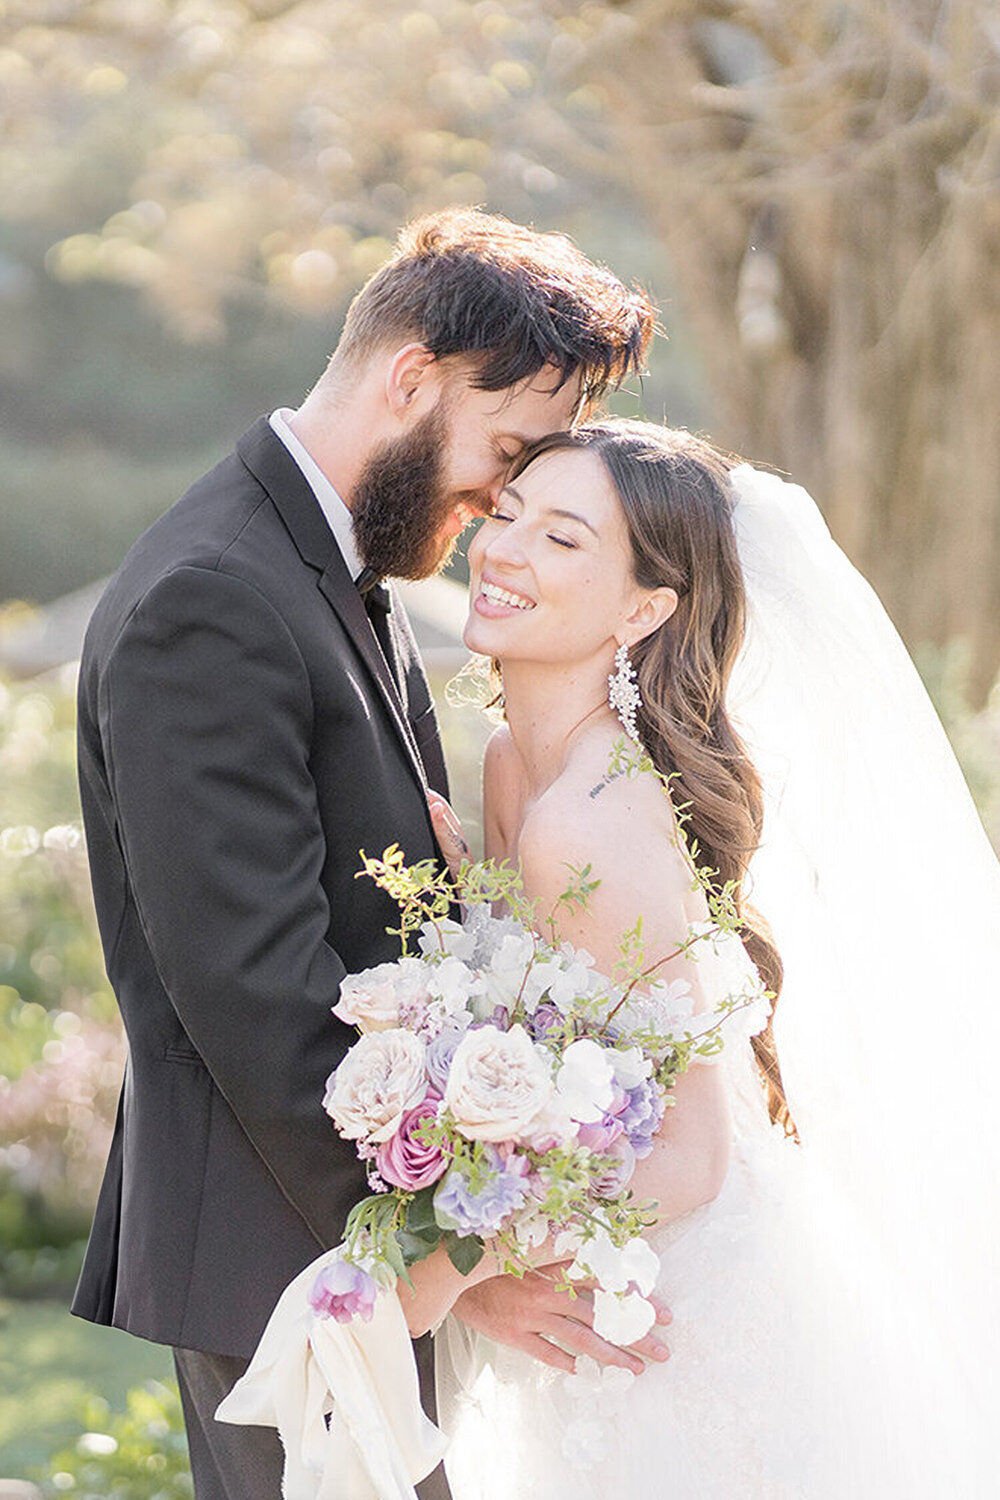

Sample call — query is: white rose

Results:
[444,1023,554,1142]
[555,1038,616,1123]
[332,957,427,1033]
[323,1029,427,1144]
[521,1090,579,1151]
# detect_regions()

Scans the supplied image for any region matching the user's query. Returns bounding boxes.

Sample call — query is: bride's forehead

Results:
[516,446,619,512]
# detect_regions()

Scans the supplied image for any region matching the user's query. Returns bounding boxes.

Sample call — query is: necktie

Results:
[356,568,397,686]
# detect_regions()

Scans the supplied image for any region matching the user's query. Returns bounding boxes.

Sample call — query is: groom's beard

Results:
[351,403,471,581]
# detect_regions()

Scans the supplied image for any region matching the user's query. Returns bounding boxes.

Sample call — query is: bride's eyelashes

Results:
[486,512,578,548]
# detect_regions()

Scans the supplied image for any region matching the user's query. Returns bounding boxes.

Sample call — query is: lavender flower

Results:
[434,1146,530,1236]
[617,1078,664,1159]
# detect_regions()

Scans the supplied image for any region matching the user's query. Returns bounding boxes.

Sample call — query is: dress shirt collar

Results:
[269,408,363,581]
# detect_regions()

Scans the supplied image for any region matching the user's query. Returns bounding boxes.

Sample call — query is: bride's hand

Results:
[427,790,470,881]
[449,1265,672,1376]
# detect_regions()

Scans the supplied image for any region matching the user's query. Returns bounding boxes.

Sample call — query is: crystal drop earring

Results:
[608,642,641,741]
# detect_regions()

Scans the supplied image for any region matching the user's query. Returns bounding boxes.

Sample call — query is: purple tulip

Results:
[576,1115,626,1153]
[308,1258,378,1324]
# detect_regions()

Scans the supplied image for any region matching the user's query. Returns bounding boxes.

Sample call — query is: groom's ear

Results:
[621,586,679,647]
[385,343,438,419]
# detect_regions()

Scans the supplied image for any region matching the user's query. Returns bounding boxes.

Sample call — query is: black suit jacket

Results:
[72,417,449,1357]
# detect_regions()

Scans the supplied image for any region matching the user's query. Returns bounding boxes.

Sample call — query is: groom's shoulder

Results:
[82,426,299,663]
[129,426,280,574]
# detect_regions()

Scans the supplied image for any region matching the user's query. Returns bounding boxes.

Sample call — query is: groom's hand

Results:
[427,791,471,881]
[449,1267,672,1376]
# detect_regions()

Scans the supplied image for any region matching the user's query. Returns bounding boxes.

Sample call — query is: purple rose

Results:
[434,1145,531,1236]
[308,1258,378,1324]
[618,1078,665,1159]
[375,1093,448,1191]
[590,1136,637,1198]
[425,1024,467,1094]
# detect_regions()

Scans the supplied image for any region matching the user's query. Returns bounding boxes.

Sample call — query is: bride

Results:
[407,420,1000,1497]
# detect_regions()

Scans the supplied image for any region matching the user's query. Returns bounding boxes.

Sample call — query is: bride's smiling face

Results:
[464,447,647,667]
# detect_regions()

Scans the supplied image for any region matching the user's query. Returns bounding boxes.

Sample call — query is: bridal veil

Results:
[728,463,1000,1474]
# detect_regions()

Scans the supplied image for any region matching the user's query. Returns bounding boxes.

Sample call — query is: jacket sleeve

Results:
[100,563,362,1247]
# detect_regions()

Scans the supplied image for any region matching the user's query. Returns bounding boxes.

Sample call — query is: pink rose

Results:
[375,1094,448,1191]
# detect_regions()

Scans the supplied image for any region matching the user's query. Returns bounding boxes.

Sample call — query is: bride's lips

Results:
[473,575,537,618]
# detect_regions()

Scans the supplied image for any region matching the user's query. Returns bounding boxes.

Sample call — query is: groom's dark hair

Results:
[332,208,655,410]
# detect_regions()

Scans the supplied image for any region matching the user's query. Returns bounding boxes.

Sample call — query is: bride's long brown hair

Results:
[508,420,794,1133]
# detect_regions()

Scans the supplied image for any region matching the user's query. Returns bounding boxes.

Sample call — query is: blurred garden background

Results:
[1,0,999,1490]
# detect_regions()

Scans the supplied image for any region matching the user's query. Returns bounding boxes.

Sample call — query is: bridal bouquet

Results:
[316,844,771,1346]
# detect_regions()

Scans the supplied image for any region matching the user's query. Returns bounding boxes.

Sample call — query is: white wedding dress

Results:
[435,931,982,1499]
[435,464,1000,1499]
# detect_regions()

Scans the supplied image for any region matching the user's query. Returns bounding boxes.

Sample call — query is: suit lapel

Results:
[237,418,429,795]
[316,559,428,792]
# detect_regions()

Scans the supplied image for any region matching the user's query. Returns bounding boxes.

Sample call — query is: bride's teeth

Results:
[482,581,533,610]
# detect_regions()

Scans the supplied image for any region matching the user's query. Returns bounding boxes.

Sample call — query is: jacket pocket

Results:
[163,1044,205,1067]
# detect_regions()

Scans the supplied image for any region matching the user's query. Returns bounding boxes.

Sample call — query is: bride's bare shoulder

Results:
[516,740,701,960]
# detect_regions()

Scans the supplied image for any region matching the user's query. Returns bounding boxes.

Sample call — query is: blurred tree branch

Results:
[2,0,998,697]
[579,0,1000,701]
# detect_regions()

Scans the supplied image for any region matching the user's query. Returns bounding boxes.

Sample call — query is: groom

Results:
[72,208,658,1498]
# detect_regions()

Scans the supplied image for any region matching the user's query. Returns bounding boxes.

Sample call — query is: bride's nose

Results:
[481,520,528,571]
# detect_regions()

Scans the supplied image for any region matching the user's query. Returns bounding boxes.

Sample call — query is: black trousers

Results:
[174,1334,451,1500]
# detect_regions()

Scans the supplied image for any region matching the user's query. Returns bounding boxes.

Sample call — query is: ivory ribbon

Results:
[215,1247,449,1500]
